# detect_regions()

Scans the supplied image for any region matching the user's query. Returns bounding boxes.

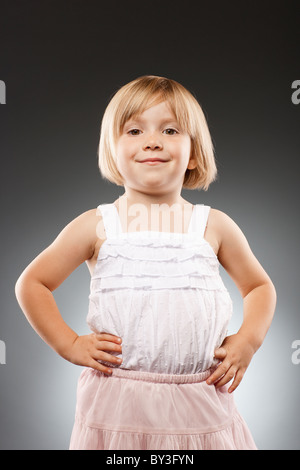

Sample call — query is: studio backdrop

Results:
[0,0,299,450]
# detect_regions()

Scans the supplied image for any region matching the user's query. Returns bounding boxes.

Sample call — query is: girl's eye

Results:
[127,128,178,136]
[128,129,141,135]
[163,128,178,135]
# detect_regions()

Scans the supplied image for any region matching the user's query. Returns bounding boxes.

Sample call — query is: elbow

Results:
[242,278,277,315]
[258,278,277,315]
[242,276,277,300]
[263,274,277,299]
[268,279,277,308]
[15,272,27,303]
[15,272,40,319]
[15,271,35,304]
[259,278,277,304]
[15,272,23,296]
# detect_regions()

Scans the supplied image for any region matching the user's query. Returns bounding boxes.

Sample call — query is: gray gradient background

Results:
[0,0,299,450]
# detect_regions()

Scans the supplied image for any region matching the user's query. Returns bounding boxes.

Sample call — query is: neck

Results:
[114,189,194,234]
[119,188,189,210]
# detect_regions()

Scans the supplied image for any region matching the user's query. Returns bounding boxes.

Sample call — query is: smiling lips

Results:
[139,158,169,165]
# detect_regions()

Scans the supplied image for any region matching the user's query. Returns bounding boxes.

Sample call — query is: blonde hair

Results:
[98,75,217,191]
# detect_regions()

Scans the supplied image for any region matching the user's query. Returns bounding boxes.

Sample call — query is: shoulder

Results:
[65,207,102,234]
[207,206,273,296]
[16,208,105,291]
[205,207,248,258]
[52,207,105,260]
[70,207,106,253]
[207,207,243,240]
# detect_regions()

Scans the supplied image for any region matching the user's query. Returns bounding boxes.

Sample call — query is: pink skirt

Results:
[69,367,257,450]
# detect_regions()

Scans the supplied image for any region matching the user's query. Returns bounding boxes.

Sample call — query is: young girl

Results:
[15,75,276,450]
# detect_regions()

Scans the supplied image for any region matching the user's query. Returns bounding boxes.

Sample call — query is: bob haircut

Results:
[98,75,217,191]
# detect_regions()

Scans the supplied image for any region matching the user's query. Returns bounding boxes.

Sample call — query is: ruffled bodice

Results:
[87,203,233,374]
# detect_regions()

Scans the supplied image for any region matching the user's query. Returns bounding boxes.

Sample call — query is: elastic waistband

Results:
[109,367,213,384]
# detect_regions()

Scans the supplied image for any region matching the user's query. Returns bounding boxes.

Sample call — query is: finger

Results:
[96,340,122,353]
[228,369,244,393]
[214,366,237,389]
[95,350,123,365]
[89,358,113,375]
[95,333,122,344]
[206,362,229,385]
[214,347,227,360]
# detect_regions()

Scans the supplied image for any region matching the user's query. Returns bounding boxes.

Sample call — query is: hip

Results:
[70,366,257,450]
[73,366,235,434]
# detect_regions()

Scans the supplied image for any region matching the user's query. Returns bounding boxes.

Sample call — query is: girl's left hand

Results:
[206,334,255,393]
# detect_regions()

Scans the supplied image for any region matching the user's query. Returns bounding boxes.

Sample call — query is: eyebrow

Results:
[125,116,179,126]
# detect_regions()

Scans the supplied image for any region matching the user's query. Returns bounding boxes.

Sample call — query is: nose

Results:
[142,132,163,151]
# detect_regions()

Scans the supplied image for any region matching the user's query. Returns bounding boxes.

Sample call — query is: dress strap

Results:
[96,203,122,239]
[189,205,211,238]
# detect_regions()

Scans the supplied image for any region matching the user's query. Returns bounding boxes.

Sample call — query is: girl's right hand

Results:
[66,333,122,374]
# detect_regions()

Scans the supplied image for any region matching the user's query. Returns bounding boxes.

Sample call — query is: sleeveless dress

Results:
[69,202,257,450]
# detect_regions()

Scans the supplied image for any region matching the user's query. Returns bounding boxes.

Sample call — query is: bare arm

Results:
[15,209,122,373]
[206,210,277,391]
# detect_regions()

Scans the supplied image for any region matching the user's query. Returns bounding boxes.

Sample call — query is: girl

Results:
[15,75,276,450]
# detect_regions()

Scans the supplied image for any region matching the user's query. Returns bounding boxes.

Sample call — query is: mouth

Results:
[139,158,169,165]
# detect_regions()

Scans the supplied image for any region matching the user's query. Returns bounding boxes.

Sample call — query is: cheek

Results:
[116,138,136,160]
[115,142,128,169]
[115,143,136,177]
[185,137,192,156]
[175,139,192,162]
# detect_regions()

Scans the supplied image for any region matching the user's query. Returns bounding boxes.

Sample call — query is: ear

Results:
[187,154,197,170]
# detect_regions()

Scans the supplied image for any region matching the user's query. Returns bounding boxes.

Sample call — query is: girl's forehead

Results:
[125,101,176,123]
[117,94,192,135]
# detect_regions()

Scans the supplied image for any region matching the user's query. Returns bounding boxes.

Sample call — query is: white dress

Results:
[87,202,233,374]
[69,202,257,450]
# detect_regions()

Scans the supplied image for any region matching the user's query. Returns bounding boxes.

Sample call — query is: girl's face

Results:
[115,101,196,198]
